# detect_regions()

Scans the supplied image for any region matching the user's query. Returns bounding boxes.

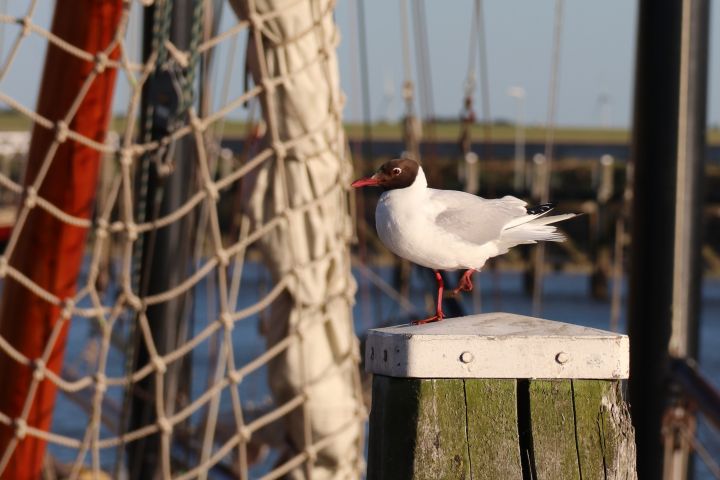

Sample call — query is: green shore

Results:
[0,111,638,143]
[4,108,720,143]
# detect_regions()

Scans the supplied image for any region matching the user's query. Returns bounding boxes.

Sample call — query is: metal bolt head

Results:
[460,351,474,364]
[555,352,570,364]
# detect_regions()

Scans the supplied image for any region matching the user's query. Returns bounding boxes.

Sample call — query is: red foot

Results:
[412,311,445,325]
[452,269,476,296]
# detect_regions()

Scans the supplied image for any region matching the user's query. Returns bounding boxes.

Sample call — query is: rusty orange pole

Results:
[0,1,122,478]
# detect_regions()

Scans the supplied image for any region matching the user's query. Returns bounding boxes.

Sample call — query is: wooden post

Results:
[366,313,637,480]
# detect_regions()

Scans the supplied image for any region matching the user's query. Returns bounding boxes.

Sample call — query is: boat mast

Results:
[126,1,200,477]
[0,1,122,477]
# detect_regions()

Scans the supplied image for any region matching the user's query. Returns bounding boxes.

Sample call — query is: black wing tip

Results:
[526,202,556,215]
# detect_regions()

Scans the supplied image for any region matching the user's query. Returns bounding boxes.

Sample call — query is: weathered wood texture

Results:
[465,379,522,479]
[367,376,471,480]
[368,375,636,480]
[529,380,580,478]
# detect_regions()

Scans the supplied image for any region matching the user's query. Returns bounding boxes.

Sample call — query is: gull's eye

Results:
[392,167,402,175]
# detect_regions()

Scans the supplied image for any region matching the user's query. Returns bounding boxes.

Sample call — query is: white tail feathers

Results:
[500,213,577,245]
[524,213,576,227]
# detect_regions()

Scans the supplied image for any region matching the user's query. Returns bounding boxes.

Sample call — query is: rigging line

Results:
[411,0,441,172]
[198,0,224,119]
[411,0,424,118]
[464,0,479,96]
[0,0,6,65]
[412,0,434,122]
[476,0,491,134]
[209,11,241,148]
[472,0,493,192]
[346,0,361,122]
[355,0,373,161]
[424,7,436,122]
[541,0,564,202]
[532,0,564,317]
[419,1,435,121]
[411,0,424,117]
[400,0,413,100]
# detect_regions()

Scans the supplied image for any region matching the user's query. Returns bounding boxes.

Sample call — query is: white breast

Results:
[375,189,490,270]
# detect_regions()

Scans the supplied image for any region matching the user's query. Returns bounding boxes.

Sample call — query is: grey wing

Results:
[430,190,527,245]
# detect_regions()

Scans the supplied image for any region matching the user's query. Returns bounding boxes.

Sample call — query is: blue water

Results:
[47,262,720,478]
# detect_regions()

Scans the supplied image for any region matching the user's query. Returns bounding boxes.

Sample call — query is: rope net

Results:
[0,0,364,478]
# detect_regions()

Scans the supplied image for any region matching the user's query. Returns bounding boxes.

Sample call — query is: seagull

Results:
[351,158,577,325]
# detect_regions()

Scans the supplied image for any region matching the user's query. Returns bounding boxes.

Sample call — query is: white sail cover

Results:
[230,0,364,478]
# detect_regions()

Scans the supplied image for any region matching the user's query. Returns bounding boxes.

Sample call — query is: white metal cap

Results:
[365,312,629,379]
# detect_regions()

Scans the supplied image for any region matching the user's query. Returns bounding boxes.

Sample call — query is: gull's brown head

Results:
[351,158,420,190]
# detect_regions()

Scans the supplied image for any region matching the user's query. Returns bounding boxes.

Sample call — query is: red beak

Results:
[351,174,381,188]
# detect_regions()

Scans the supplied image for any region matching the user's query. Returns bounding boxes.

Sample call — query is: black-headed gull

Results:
[352,158,576,324]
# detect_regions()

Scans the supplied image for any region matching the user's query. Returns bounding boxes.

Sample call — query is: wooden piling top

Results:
[365,312,629,379]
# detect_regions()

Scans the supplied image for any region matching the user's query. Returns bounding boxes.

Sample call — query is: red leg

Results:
[413,270,445,325]
[452,269,476,296]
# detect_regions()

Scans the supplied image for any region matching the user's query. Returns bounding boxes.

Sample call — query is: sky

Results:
[3,1,720,129]
[336,0,639,127]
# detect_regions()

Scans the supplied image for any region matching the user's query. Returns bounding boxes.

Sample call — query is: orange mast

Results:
[0,1,122,477]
